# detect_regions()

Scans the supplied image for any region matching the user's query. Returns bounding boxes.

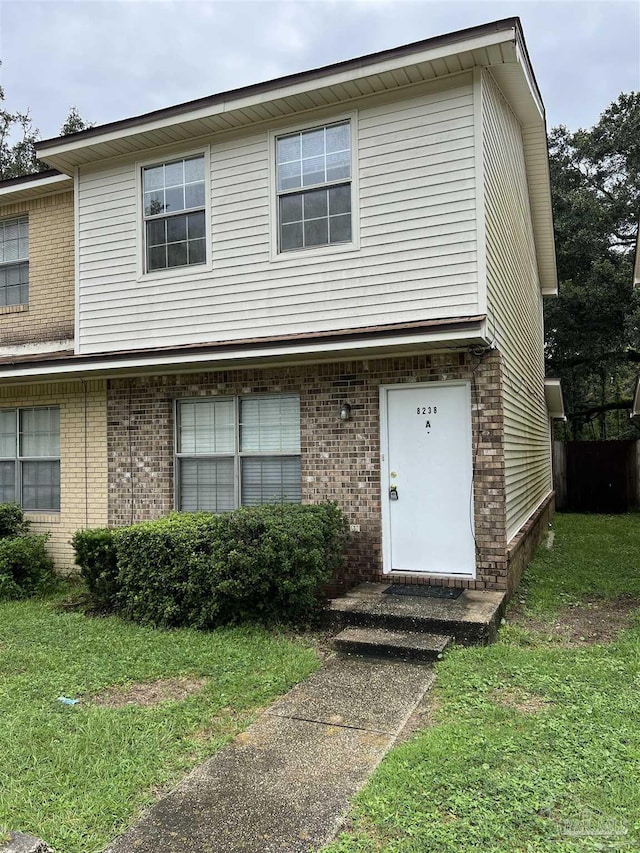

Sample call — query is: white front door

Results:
[381,382,475,576]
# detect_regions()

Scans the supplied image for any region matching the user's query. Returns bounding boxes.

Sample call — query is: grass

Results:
[0,594,320,852]
[323,513,640,853]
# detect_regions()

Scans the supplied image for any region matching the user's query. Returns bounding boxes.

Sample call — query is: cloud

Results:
[0,0,637,140]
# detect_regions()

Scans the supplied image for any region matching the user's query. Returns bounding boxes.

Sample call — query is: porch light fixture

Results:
[339,401,352,421]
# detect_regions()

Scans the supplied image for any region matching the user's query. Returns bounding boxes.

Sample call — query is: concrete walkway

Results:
[105,656,435,853]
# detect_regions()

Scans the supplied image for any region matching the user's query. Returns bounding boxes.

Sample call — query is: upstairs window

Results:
[176,395,301,512]
[142,155,206,272]
[0,216,29,306]
[0,406,60,511]
[276,121,352,252]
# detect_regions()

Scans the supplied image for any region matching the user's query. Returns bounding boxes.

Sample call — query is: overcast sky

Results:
[0,0,638,144]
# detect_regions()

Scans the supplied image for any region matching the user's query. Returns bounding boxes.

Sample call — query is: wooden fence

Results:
[553,440,640,512]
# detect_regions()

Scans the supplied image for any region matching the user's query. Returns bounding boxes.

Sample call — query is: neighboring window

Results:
[0,406,60,511]
[0,216,29,306]
[176,395,301,512]
[142,155,206,272]
[276,121,351,252]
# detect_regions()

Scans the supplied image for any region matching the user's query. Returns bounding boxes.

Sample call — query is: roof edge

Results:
[0,169,64,190]
[36,17,521,153]
[544,378,566,420]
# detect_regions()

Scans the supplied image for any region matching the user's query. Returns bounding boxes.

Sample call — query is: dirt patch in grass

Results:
[190,707,256,743]
[492,687,550,714]
[509,596,639,646]
[91,676,208,708]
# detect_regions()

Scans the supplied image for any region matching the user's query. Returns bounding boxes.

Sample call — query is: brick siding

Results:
[107,350,520,591]
[0,191,75,346]
[0,380,108,571]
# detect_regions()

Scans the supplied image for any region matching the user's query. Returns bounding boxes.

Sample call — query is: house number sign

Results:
[416,405,438,434]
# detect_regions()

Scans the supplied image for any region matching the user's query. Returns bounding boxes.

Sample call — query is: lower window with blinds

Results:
[0,406,60,511]
[175,394,301,512]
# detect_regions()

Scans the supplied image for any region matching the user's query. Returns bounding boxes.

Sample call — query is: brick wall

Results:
[0,380,108,571]
[0,191,75,346]
[107,350,514,591]
[506,491,555,597]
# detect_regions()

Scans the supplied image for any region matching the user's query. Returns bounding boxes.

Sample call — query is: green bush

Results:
[72,527,119,609]
[114,503,348,628]
[0,533,55,600]
[0,503,29,538]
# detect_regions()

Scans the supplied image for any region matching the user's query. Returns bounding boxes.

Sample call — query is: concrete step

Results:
[333,626,452,662]
[326,583,506,645]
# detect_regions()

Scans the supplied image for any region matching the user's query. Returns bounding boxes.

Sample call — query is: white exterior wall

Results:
[76,75,479,353]
[482,70,552,541]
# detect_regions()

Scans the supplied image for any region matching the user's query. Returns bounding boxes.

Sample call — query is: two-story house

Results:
[0,17,563,594]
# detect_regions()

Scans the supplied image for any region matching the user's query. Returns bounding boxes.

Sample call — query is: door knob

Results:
[389,485,399,501]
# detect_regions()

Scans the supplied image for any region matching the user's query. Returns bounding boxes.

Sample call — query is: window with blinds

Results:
[176,395,300,511]
[0,406,60,511]
[0,216,29,306]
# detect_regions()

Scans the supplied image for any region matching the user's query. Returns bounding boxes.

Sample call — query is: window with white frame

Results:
[142,154,206,272]
[176,395,301,512]
[0,407,60,511]
[0,216,29,306]
[276,121,351,252]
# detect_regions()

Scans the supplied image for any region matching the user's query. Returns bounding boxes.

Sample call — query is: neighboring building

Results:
[0,17,562,594]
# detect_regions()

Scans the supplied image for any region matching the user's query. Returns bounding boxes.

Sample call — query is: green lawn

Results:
[323,513,640,853]
[0,598,319,852]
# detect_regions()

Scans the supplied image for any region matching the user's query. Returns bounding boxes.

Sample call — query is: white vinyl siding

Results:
[176,395,301,511]
[482,71,551,541]
[76,75,478,353]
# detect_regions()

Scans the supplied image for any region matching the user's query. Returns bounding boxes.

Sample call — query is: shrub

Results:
[0,533,55,600]
[0,503,29,539]
[114,503,349,629]
[72,527,119,609]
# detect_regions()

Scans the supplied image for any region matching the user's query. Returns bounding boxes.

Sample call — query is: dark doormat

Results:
[383,585,463,600]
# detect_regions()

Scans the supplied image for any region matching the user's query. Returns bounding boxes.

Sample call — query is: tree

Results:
[1,66,92,179]
[60,106,93,136]
[0,79,43,179]
[545,92,640,440]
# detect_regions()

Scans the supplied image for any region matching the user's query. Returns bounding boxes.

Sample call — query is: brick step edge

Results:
[333,626,452,661]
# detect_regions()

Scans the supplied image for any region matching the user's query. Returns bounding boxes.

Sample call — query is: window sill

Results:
[24,512,61,524]
[136,262,211,285]
[0,304,28,315]
[270,241,360,264]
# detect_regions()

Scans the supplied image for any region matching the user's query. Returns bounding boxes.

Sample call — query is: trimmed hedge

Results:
[71,527,119,609]
[0,503,29,538]
[74,503,348,628]
[0,504,56,600]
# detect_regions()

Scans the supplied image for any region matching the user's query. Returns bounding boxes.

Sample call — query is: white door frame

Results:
[379,380,476,578]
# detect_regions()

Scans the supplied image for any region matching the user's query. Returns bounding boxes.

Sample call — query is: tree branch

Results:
[570,399,633,420]
[546,350,640,370]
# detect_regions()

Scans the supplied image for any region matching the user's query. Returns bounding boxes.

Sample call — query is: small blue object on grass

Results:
[57,696,79,705]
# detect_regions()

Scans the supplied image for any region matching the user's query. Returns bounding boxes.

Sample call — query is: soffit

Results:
[0,173,73,206]
[544,379,565,420]
[37,28,528,174]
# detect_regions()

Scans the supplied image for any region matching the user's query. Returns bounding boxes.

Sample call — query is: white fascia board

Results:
[0,327,489,383]
[0,173,73,203]
[514,40,544,121]
[38,29,516,167]
[544,378,565,420]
